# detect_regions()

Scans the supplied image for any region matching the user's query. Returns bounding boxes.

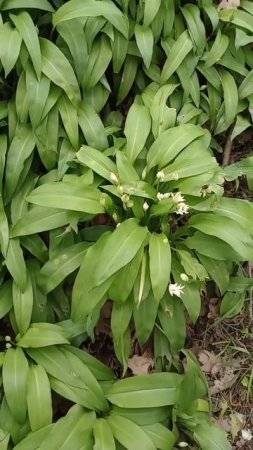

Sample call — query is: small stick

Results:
[222,123,235,166]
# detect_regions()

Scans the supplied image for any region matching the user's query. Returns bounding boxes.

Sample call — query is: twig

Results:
[222,123,235,166]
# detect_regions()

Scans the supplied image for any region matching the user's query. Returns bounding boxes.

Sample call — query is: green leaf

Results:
[220,69,238,125]
[158,295,186,354]
[144,0,161,27]
[17,324,70,348]
[111,406,170,426]
[177,249,208,281]
[111,299,133,341]
[112,29,128,73]
[27,365,52,431]
[106,373,182,408]
[77,145,116,181]
[11,206,70,237]
[71,233,112,321]
[58,94,79,149]
[161,31,193,83]
[93,418,116,450]
[134,291,158,344]
[205,30,229,67]
[194,421,231,450]
[220,292,245,319]
[39,242,89,294]
[117,55,138,105]
[124,103,151,163]
[189,213,253,260]
[114,327,131,376]
[181,4,206,55]
[239,69,253,99]
[12,425,53,450]
[13,274,33,335]
[40,37,80,105]
[197,254,229,295]
[2,347,28,424]
[85,35,112,89]
[231,9,253,33]
[185,231,242,261]
[5,239,26,292]
[1,0,54,11]
[149,233,171,302]
[10,12,41,79]
[53,0,129,39]
[142,423,175,450]
[147,124,204,171]
[78,102,108,150]
[5,125,35,201]
[94,219,148,286]
[26,65,51,129]
[0,22,22,77]
[0,281,12,320]
[107,415,156,450]
[68,346,115,381]
[27,181,104,214]
[135,24,153,69]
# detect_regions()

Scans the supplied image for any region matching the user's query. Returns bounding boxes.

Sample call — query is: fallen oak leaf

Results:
[128,352,154,375]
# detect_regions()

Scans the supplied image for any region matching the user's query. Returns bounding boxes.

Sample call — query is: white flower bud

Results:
[121,194,130,204]
[178,442,189,448]
[163,192,172,199]
[142,166,147,180]
[143,201,149,211]
[116,223,121,228]
[100,197,106,207]
[163,238,168,244]
[157,192,164,201]
[126,200,134,208]
[180,273,189,282]
[156,170,165,181]
[5,343,12,349]
[117,185,124,194]
[5,336,11,342]
[110,172,119,184]
[112,212,118,222]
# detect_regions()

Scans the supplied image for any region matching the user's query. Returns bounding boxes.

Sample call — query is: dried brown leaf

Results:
[128,352,154,375]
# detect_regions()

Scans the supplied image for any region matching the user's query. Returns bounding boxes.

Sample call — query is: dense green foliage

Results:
[0,0,253,448]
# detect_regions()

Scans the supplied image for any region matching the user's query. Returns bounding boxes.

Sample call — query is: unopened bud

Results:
[121,194,130,204]
[126,200,134,208]
[5,343,12,349]
[143,201,149,211]
[157,170,165,181]
[5,336,11,342]
[180,273,189,282]
[110,172,119,184]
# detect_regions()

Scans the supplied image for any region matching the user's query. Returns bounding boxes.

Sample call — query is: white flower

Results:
[171,191,185,203]
[116,223,121,228]
[242,429,253,441]
[126,200,133,208]
[163,192,172,199]
[180,273,189,282]
[169,283,184,298]
[172,172,179,180]
[117,185,124,194]
[157,192,164,201]
[112,212,118,222]
[156,170,165,181]
[5,343,12,349]
[176,202,189,215]
[110,172,119,184]
[121,194,130,204]
[143,201,149,211]
[178,443,188,448]
[5,336,11,342]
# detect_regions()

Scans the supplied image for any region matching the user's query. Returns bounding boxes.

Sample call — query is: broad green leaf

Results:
[149,233,171,302]
[2,347,28,424]
[71,233,112,321]
[124,103,151,163]
[0,22,22,77]
[0,281,12,320]
[220,69,238,125]
[197,254,229,295]
[112,29,128,73]
[144,0,161,27]
[113,328,131,376]
[27,181,104,214]
[220,292,245,319]
[205,30,229,67]
[227,276,253,292]
[94,219,148,286]
[111,406,170,426]
[189,213,253,260]
[135,25,153,69]
[239,69,253,99]
[12,425,53,450]
[111,299,132,341]
[147,124,204,171]
[161,31,193,83]
[58,94,79,149]
[26,64,51,129]
[39,242,89,294]
[181,4,206,55]
[194,421,231,450]
[5,125,35,201]
[57,19,88,83]
[85,35,112,89]
[180,282,201,324]
[1,0,54,10]
[215,197,253,234]
[27,365,52,431]
[10,12,41,78]
[117,55,138,105]
[134,291,158,344]
[11,206,70,237]
[53,0,129,39]
[17,325,69,348]
[109,247,143,303]
[107,415,156,450]
[177,249,208,281]
[40,37,80,105]
[5,239,26,291]
[68,346,115,381]
[158,295,186,354]
[150,84,178,138]
[106,373,182,408]
[77,145,117,181]
[21,234,48,263]
[116,151,139,183]
[232,9,253,33]
[0,199,8,258]
[13,274,33,335]
[142,423,175,450]
[78,102,108,150]
[93,418,116,450]
[185,231,242,261]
